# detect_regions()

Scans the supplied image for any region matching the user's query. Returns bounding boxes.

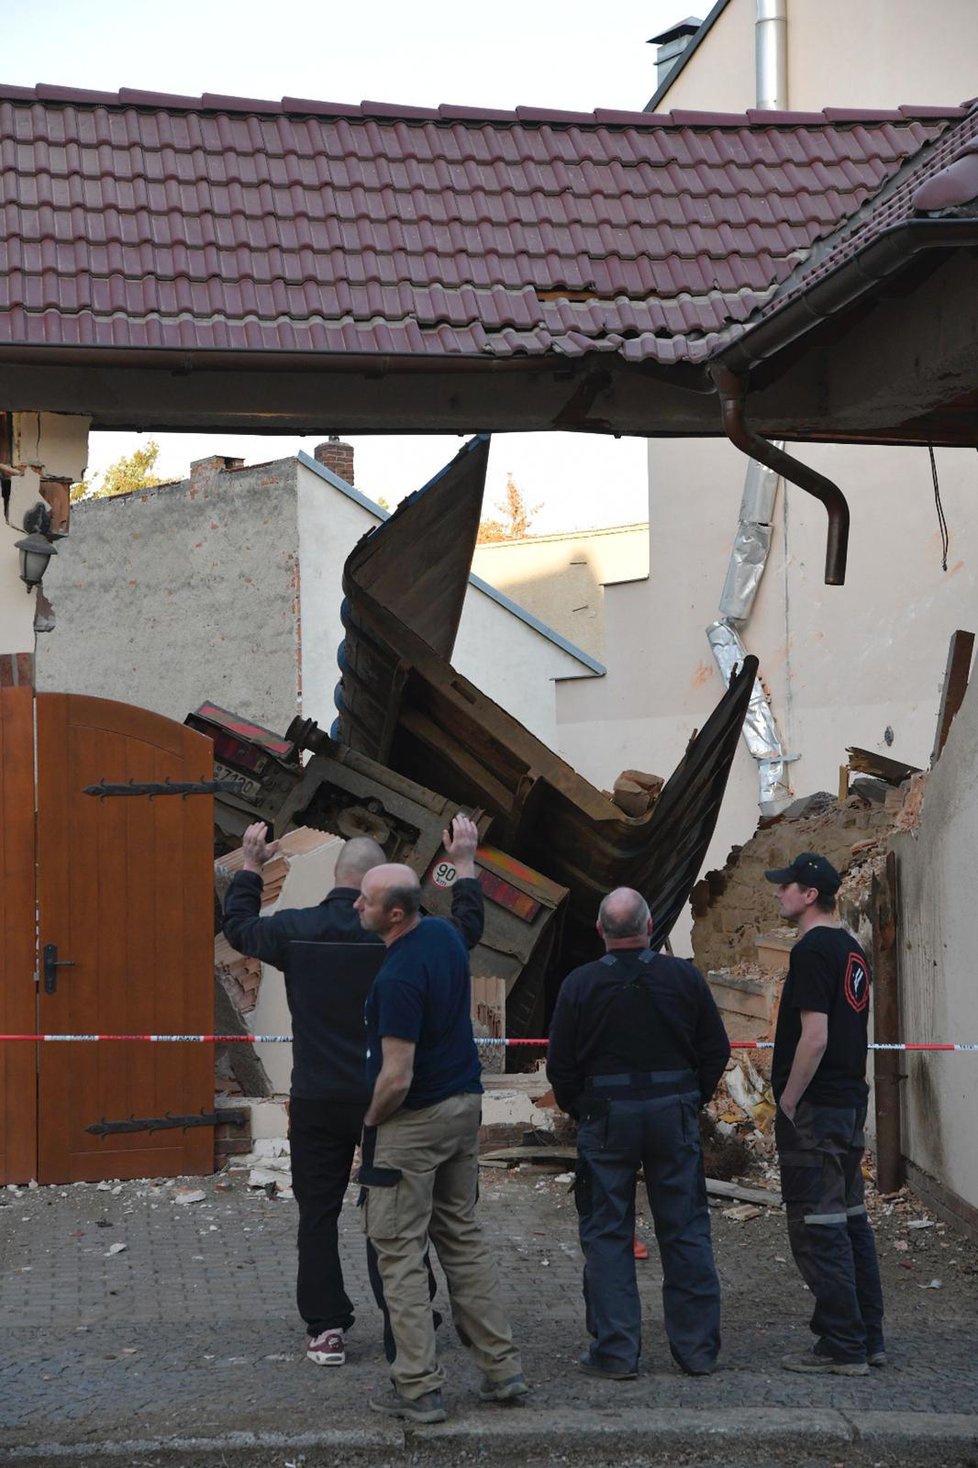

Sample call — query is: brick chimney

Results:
[314,436,355,485]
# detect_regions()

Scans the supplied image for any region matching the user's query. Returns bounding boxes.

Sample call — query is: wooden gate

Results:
[0,691,215,1184]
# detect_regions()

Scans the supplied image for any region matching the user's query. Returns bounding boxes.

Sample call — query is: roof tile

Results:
[0,85,971,364]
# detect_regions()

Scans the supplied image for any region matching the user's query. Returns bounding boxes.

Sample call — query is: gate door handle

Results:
[43,943,76,995]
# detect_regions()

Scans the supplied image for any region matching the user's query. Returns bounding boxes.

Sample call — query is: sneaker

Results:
[579,1353,638,1381]
[369,1387,447,1424]
[306,1328,345,1366]
[479,1372,529,1403]
[782,1351,869,1377]
[868,1349,888,1367]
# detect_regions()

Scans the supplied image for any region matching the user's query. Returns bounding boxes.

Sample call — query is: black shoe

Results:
[479,1372,529,1403]
[369,1388,447,1423]
[868,1349,887,1367]
[782,1351,868,1377]
[579,1353,638,1381]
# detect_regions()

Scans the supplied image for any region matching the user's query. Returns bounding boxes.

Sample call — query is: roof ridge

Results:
[0,82,968,130]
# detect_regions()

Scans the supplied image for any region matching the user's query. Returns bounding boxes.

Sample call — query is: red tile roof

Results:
[749,104,978,330]
[0,85,970,367]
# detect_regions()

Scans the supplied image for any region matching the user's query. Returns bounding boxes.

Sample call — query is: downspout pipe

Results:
[755,0,787,111]
[710,363,850,585]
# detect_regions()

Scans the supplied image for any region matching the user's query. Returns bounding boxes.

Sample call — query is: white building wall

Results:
[895,676,978,1214]
[564,0,978,954]
[656,0,978,114]
[558,437,978,952]
[295,458,598,751]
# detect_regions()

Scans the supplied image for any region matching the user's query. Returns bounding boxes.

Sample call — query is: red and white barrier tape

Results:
[0,1034,977,1051]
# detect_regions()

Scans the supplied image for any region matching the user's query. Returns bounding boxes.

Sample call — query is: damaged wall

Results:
[690,787,896,975]
[894,676,978,1218]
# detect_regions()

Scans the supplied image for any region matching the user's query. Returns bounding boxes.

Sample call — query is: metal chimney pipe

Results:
[756,0,787,110]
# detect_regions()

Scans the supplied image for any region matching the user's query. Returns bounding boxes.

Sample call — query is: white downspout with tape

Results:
[707,0,793,815]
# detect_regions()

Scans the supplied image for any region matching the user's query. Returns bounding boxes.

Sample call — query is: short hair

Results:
[334,836,387,886]
[598,887,650,939]
[815,893,837,914]
[382,879,422,921]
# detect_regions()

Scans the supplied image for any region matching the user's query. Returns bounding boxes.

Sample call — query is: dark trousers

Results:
[288,1096,366,1335]
[775,1099,885,1363]
[289,1095,441,1347]
[574,1081,721,1375]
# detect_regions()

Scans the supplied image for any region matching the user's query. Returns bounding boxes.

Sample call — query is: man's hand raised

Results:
[442,813,479,880]
[241,821,280,875]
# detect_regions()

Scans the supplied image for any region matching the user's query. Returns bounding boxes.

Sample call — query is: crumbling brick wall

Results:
[691,788,896,973]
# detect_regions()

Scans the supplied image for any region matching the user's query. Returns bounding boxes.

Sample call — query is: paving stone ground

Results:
[1,1161,976,1465]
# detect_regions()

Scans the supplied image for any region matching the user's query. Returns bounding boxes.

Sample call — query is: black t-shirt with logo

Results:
[772,925,871,1107]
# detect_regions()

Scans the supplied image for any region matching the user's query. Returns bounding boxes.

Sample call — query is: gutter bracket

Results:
[709,364,850,585]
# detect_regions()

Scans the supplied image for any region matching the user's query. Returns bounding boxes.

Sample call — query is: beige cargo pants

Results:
[361,1091,522,1398]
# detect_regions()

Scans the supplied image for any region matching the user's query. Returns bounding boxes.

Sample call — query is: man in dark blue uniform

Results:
[766,852,885,1376]
[222,816,484,1368]
[547,887,730,1380]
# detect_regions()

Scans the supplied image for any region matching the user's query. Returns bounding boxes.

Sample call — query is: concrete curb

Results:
[4,1408,977,1467]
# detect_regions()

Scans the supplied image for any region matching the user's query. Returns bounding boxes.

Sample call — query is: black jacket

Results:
[222,871,484,1101]
[547,947,730,1116]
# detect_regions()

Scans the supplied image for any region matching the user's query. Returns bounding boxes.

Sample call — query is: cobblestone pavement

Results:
[1,1162,976,1466]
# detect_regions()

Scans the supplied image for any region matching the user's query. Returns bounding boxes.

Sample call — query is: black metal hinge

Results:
[83,778,246,798]
[85,1109,248,1136]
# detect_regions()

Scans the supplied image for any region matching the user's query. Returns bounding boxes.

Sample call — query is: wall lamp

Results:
[14,531,57,591]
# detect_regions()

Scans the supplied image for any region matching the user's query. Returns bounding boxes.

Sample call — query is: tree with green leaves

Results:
[71,440,164,502]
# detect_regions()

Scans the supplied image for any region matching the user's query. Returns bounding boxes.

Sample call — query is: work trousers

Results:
[775,1099,885,1363]
[360,1091,522,1399]
[574,1079,721,1376]
[288,1096,366,1334]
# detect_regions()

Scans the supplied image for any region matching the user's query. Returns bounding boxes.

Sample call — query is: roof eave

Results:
[713,216,978,379]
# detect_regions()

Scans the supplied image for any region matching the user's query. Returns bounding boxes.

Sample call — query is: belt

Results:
[584,1068,696,1098]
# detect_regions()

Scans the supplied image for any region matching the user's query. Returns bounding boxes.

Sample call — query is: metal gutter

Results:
[715,218,978,379]
[710,363,850,585]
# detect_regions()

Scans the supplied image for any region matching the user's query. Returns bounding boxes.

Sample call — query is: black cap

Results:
[764,852,841,896]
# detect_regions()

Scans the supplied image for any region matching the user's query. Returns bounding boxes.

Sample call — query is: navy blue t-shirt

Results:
[365,916,482,1108]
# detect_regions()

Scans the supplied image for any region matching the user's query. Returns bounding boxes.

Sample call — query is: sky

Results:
[4,0,691,529]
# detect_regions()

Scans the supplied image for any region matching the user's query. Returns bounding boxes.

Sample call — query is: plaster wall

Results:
[655,0,978,113]
[894,677,978,1213]
[0,524,34,654]
[37,453,594,759]
[294,463,377,735]
[557,437,978,952]
[652,0,753,113]
[295,458,597,750]
[470,524,649,660]
[36,460,303,731]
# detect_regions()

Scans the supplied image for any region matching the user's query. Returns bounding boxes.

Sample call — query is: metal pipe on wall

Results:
[756,0,788,110]
[710,364,850,585]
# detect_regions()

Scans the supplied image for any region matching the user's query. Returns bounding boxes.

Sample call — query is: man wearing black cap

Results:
[764,852,885,1376]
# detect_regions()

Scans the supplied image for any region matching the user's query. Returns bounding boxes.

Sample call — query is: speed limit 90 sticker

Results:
[430,859,457,888]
